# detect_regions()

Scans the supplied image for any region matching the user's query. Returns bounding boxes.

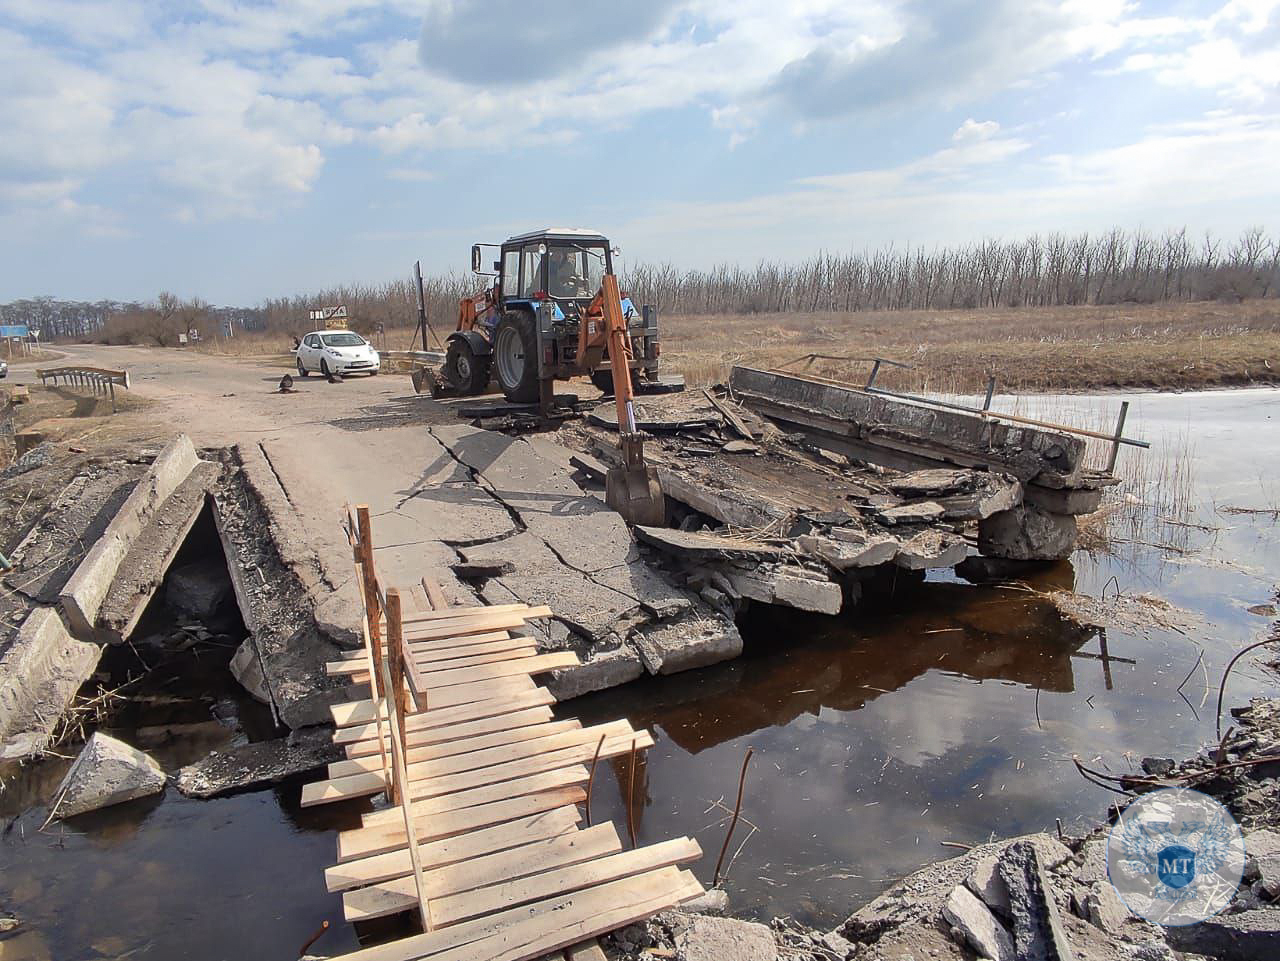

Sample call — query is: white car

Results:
[295,330,380,378]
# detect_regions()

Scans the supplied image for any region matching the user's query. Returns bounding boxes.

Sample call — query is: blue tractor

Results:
[445,227,664,403]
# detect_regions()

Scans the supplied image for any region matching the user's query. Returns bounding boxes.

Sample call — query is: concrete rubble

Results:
[52,731,167,818]
[174,727,341,798]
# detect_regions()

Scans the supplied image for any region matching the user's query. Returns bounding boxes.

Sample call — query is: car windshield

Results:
[547,244,606,299]
[321,332,364,347]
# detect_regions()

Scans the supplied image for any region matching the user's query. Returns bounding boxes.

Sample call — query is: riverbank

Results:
[597,691,1280,961]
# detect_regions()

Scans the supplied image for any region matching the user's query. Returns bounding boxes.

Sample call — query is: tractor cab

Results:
[450,227,661,403]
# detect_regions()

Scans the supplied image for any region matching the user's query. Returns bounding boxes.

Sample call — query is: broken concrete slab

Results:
[53,732,166,818]
[942,884,1015,961]
[543,644,646,700]
[633,615,743,675]
[997,839,1075,961]
[1024,482,1107,516]
[979,503,1078,562]
[59,434,202,638]
[635,526,786,561]
[2,465,144,604]
[877,500,946,525]
[96,460,220,644]
[0,608,102,760]
[798,532,897,572]
[718,563,843,614]
[729,366,1087,485]
[673,914,777,961]
[965,853,1012,919]
[174,727,341,798]
[886,468,974,497]
[1164,907,1280,960]
[229,637,272,705]
[894,530,970,571]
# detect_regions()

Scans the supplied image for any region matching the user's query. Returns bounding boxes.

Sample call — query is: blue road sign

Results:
[0,325,29,338]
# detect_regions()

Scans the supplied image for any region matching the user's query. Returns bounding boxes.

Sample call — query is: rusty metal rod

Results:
[1217,637,1280,739]
[298,919,329,957]
[585,733,607,827]
[713,747,754,886]
[625,736,638,848]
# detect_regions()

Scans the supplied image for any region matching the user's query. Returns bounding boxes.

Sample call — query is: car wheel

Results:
[493,311,539,403]
[321,358,334,378]
[297,358,309,377]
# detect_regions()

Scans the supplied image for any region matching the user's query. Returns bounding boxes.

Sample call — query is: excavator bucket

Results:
[606,461,666,527]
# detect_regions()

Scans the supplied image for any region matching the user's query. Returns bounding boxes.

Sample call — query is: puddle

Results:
[0,388,1276,953]
[562,387,1280,926]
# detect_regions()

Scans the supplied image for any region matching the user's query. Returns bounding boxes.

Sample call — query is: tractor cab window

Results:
[501,249,520,298]
[548,244,606,299]
[520,245,545,298]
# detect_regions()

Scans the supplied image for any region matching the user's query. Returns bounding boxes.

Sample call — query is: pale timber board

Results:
[407,630,518,656]
[359,765,589,828]
[342,823,625,921]
[430,836,703,927]
[383,602,532,626]
[401,609,553,643]
[307,723,637,806]
[330,674,540,727]
[416,652,578,690]
[343,706,555,759]
[326,807,582,893]
[565,943,608,961]
[404,733,652,804]
[336,788,586,863]
[324,867,701,961]
[329,718,583,778]
[329,644,536,677]
[332,687,555,737]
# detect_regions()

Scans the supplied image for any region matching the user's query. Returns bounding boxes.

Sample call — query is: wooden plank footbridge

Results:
[300,506,705,961]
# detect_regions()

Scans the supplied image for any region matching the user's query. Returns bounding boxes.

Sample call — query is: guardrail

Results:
[36,366,130,413]
[378,349,446,374]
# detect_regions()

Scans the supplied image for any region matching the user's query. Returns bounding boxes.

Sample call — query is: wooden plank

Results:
[343,706,555,759]
[307,723,636,806]
[359,765,590,828]
[421,578,449,611]
[404,732,652,804]
[407,630,516,655]
[386,602,532,626]
[329,718,583,778]
[330,674,540,727]
[332,687,555,738]
[347,641,538,680]
[342,823,625,922]
[324,867,702,961]
[326,806,583,893]
[703,387,756,440]
[413,637,537,666]
[416,651,578,690]
[430,836,702,927]
[565,943,608,961]
[336,788,586,863]
[401,609,552,644]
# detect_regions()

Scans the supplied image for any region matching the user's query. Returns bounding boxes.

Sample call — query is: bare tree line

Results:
[627,227,1279,315]
[3,227,1276,345]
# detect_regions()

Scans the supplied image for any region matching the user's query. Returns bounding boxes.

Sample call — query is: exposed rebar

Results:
[713,747,754,886]
[298,920,329,957]
[585,733,607,827]
[625,736,638,848]
[1216,637,1279,739]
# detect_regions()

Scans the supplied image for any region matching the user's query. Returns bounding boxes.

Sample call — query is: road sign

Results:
[0,325,29,338]
[309,305,348,329]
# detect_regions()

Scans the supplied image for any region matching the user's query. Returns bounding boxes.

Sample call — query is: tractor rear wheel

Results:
[445,339,490,395]
[590,367,634,397]
[494,311,539,403]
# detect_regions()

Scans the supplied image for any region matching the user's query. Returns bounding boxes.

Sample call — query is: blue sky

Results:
[1,0,1278,305]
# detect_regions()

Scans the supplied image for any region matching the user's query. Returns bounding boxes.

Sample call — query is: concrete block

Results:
[59,434,200,637]
[53,732,166,818]
[634,616,743,675]
[979,503,1078,561]
[674,915,777,961]
[894,530,969,571]
[942,885,1014,961]
[0,608,101,759]
[544,645,645,700]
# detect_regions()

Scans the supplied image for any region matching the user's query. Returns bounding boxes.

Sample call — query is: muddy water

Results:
[1,389,1275,955]
[564,387,1280,925]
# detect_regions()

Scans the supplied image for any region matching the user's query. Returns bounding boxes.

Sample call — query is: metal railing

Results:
[36,366,130,413]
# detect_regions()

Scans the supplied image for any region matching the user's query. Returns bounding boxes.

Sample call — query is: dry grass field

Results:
[662,299,1280,393]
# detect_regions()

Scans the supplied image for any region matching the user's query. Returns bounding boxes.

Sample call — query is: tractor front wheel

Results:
[445,339,491,395]
[493,311,539,403]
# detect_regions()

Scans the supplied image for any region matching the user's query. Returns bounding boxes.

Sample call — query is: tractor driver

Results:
[549,249,586,297]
